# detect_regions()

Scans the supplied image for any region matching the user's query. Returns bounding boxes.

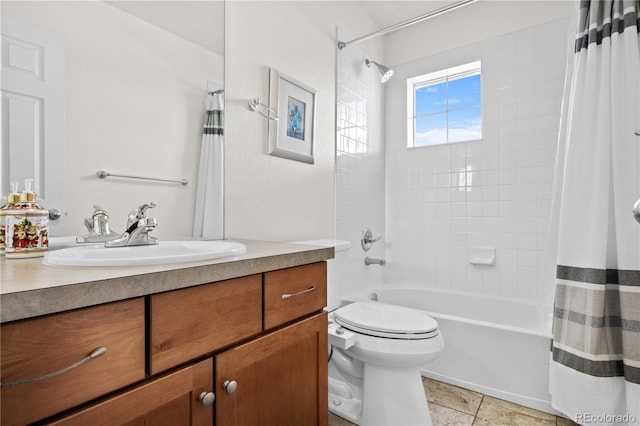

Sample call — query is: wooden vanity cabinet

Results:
[1,261,328,426]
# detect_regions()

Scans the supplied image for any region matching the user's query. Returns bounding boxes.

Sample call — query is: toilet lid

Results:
[334,302,439,340]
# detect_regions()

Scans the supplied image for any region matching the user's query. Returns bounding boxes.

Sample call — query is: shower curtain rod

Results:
[338,0,478,50]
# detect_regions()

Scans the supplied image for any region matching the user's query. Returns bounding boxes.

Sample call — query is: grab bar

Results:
[97,170,188,186]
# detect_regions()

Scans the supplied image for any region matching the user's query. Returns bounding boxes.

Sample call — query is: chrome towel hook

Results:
[248,98,278,121]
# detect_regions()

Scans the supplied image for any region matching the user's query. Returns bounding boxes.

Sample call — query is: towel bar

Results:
[97,170,188,185]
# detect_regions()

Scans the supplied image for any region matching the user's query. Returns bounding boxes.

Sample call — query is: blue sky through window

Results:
[408,62,481,147]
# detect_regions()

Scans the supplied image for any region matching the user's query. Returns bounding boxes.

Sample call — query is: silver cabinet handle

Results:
[281,285,316,300]
[0,346,107,387]
[199,391,215,407]
[223,380,238,395]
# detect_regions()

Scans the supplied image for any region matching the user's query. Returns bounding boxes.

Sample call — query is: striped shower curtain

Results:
[550,1,640,424]
[193,91,224,240]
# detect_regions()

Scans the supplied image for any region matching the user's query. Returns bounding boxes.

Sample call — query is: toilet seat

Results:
[334,301,439,340]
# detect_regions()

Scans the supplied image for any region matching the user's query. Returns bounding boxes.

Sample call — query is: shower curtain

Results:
[193,91,224,240]
[550,1,640,424]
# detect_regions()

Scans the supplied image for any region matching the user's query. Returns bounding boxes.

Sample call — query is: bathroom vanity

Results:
[0,240,331,425]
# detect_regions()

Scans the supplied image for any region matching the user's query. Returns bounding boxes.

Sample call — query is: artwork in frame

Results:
[268,68,316,164]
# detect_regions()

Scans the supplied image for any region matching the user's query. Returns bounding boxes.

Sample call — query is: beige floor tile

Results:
[474,396,556,426]
[328,411,357,426]
[557,416,580,426]
[429,402,475,426]
[423,378,484,416]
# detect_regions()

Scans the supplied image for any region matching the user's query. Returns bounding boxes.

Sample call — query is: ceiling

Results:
[103,0,462,57]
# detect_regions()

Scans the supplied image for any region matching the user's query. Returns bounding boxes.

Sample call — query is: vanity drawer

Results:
[149,274,262,375]
[0,298,146,426]
[264,262,327,330]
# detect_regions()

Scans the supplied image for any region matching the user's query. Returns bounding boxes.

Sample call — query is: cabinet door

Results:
[49,358,213,426]
[215,313,328,426]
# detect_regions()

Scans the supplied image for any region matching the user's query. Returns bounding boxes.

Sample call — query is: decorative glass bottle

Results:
[5,179,49,258]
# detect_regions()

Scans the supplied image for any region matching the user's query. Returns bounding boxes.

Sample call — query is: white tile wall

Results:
[335,29,386,301]
[383,18,570,306]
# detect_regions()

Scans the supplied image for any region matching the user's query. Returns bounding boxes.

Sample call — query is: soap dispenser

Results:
[5,179,49,258]
[0,182,20,256]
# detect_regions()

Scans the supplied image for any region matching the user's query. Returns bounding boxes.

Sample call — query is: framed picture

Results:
[268,68,316,164]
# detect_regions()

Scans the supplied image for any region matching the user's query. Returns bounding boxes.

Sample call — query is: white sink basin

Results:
[43,240,247,267]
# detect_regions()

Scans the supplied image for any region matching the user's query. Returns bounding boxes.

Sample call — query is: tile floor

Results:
[328,377,580,426]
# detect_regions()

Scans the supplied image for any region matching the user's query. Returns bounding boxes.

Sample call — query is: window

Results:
[407,61,481,147]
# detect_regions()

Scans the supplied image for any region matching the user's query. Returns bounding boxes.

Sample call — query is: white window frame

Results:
[407,60,482,148]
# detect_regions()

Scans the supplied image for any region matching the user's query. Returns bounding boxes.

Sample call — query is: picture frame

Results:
[268,68,316,164]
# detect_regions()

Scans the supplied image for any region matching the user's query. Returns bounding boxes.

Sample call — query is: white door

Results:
[1,15,65,232]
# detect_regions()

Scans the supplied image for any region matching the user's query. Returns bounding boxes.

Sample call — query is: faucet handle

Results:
[84,205,108,231]
[361,227,382,251]
[92,205,108,216]
[137,202,156,217]
[130,201,156,218]
[127,202,157,228]
[77,205,118,243]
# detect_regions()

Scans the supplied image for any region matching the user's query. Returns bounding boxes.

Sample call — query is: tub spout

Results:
[365,257,386,266]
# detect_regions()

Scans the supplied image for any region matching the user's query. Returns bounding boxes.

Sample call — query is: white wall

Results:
[385,0,573,67]
[3,2,223,237]
[224,1,380,242]
[384,16,571,306]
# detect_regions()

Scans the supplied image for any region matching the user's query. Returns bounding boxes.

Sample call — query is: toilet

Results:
[328,301,444,425]
[292,240,445,425]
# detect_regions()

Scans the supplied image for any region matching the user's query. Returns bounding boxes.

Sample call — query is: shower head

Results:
[365,59,394,83]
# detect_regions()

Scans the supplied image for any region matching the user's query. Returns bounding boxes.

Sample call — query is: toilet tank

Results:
[290,240,351,311]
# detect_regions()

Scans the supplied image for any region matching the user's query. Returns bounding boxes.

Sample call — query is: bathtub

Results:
[344,286,558,415]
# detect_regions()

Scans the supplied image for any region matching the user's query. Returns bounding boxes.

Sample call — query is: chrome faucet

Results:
[76,206,119,243]
[105,202,159,247]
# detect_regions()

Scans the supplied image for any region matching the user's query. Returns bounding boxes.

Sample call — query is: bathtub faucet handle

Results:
[361,227,382,251]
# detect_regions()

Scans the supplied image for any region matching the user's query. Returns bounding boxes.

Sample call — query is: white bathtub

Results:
[344,286,558,415]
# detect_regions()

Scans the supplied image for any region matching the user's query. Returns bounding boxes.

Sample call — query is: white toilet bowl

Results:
[328,301,445,426]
